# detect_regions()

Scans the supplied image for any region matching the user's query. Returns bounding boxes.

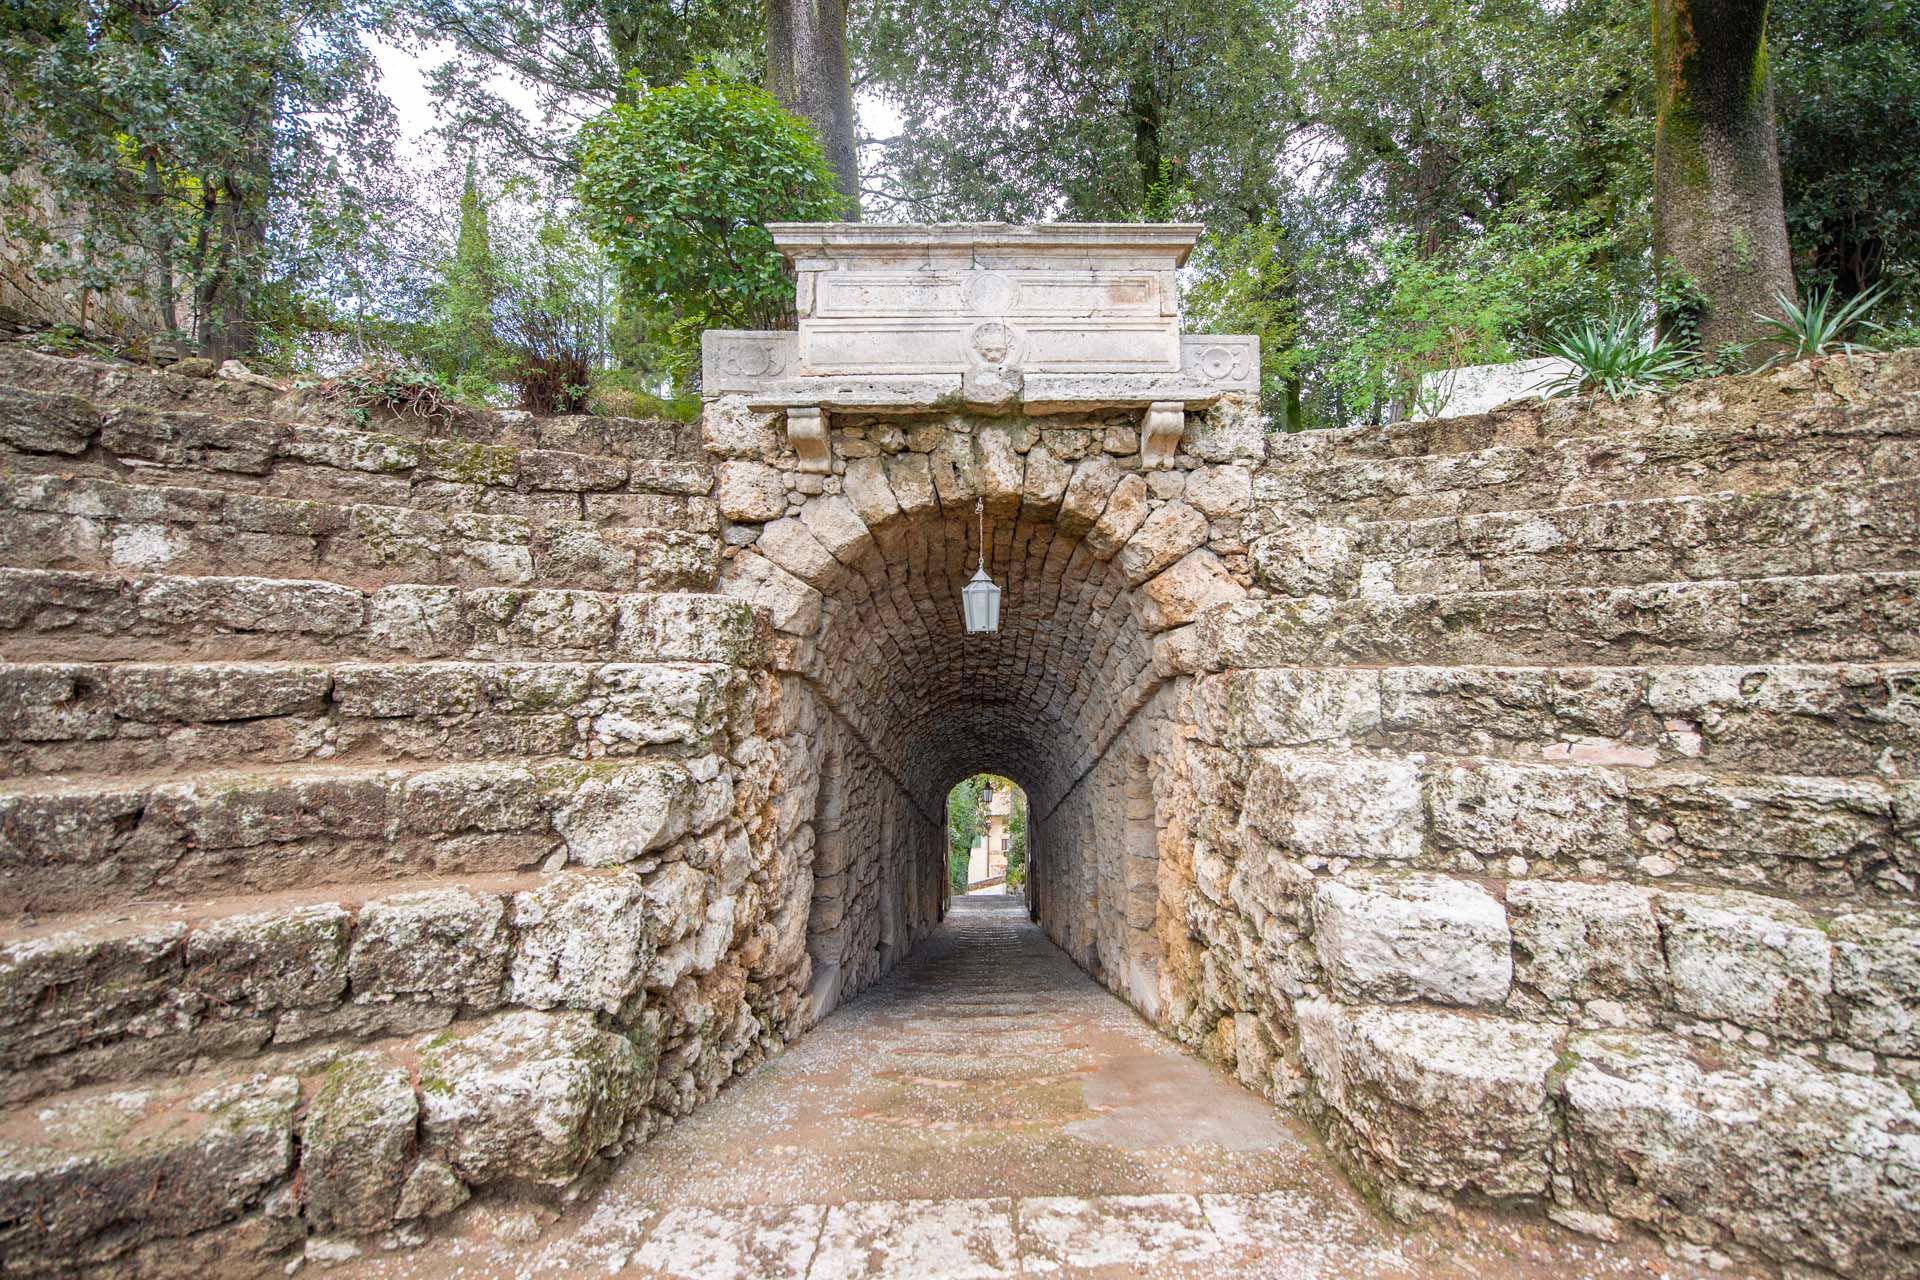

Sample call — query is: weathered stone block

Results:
[553,761,695,867]
[1426,759,1630,865]
[348,888,509,1009]
[1312,873,1512,1007]
[1242,753,1424,864]
[720,549,822,637]
[590,663,736,748]
[1295,999,1560,1199]
[509,873,658,1014]
[416,1010,649,1186]
[840,457,900,527]
[797,494,871,565]
[1656,888,1833,1039]
[0,1073,297,1267]
[1829,910,1920,1056]
[1562,1032,1920,1278]
[0,927,180,1060]
[1086,473,1152,562]
[1193,669,1380,747]
[1138,548,1245,630]
[399,762,544,834]
[615,593,764,665]
[1506,881,1667,1007]
[394,1156,470,1222]
[184,904,351,1013]
[301,1051,417,1235]
[1118,501,1209,585]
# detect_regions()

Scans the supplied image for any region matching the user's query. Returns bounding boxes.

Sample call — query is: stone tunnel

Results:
[0,223,1916,1278]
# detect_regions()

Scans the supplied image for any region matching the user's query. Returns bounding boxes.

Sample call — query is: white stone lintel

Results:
[769,222,1207,265]
[709,335,1258,413]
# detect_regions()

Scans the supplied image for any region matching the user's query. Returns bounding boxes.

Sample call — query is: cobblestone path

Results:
[350,896,1714,1279]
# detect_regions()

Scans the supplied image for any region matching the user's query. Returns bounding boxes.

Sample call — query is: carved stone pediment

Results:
[700,223,1259,471]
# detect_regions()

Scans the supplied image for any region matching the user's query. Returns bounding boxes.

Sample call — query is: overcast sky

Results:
[369,36,903,172]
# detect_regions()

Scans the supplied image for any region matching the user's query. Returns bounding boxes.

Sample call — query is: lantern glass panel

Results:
[963,568,1001,633]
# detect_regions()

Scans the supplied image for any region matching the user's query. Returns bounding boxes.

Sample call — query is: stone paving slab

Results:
[340,898,1724,1280]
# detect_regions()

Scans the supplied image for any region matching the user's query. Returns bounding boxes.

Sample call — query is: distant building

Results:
[966,783,1016,889]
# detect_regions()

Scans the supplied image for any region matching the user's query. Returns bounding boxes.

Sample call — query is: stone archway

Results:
[711,399,1262,1022]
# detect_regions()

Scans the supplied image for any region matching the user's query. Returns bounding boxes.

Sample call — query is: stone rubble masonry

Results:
[0,342,1918,1277]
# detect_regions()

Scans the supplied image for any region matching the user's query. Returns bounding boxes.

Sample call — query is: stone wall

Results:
[0,348,822,1274]
[0,342,1916,1277]
[709,353,1920,1279]
[1155,358,1920,1279]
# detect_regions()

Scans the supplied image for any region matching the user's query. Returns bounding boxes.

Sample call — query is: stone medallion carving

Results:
[723,340,786,380]
[962,321,1026,412]
[1193,343,1244,381]
[961,270,1016,316]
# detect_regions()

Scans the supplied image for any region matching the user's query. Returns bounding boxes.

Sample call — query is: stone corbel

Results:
[1140,401,1185,469]
[787,406,831,474]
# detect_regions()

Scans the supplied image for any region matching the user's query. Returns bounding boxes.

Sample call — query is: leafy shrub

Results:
[516,350,592,415]
[1654,263,1709,357]
[575,72,846,338]
[1537,313,1693,400]
[586,372,700,423]
[1753,285,1888,365]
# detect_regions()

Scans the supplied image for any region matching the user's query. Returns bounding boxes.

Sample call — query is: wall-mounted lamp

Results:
[962,496,1002,633]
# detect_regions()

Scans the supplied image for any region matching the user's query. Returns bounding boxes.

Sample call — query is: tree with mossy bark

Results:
[767,0,860,217]
[1652,0,1797,352]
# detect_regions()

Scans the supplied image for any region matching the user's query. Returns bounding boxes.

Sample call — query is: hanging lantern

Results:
[962,496,1002,633]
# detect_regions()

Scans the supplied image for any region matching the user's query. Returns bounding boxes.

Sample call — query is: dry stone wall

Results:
[711,352,1920,1279]
[1156,357,1920,1280]
[0,348,819,1275]
[0,340,1917,1278]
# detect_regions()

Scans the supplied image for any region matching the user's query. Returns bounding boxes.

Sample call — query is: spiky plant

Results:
[1535,313,1694,400]
[1753,285,1887,366]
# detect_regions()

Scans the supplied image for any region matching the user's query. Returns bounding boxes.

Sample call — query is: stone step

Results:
[0,858,727,1108]
[0,1003,655,1272]
[1295,873,1918,1063]
[1261,348,1920,468]
[0,658,748,776]
[1255,385,1920,525]
[1212,744,1913,904]
[0,472,718,593]
[0,568,765,665]
[1200,571,1920,671]
[0,344,706,463]
[0,870,534,1105]
[1192,661,1919,781]
[1294,1001,1920,1279]
[1257,477,1919,597]
[0,381,715,523]
[0,754,733,920]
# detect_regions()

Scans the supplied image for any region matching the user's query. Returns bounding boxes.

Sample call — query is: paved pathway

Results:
[353,897,1714,1279]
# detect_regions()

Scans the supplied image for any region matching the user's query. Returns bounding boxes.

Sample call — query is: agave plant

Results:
[1754,285,1887,366]
[1535,312,1694,401]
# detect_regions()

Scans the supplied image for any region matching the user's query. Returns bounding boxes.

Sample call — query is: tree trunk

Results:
[1127,58,1163,216]
[200,99,272,363]
[766,0,860,218]
[1652,0,1795,353]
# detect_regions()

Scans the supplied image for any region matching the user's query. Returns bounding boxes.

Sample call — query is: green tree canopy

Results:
[576,72,845,340]
[1774,0,1920,304]
[0,0,397,359]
